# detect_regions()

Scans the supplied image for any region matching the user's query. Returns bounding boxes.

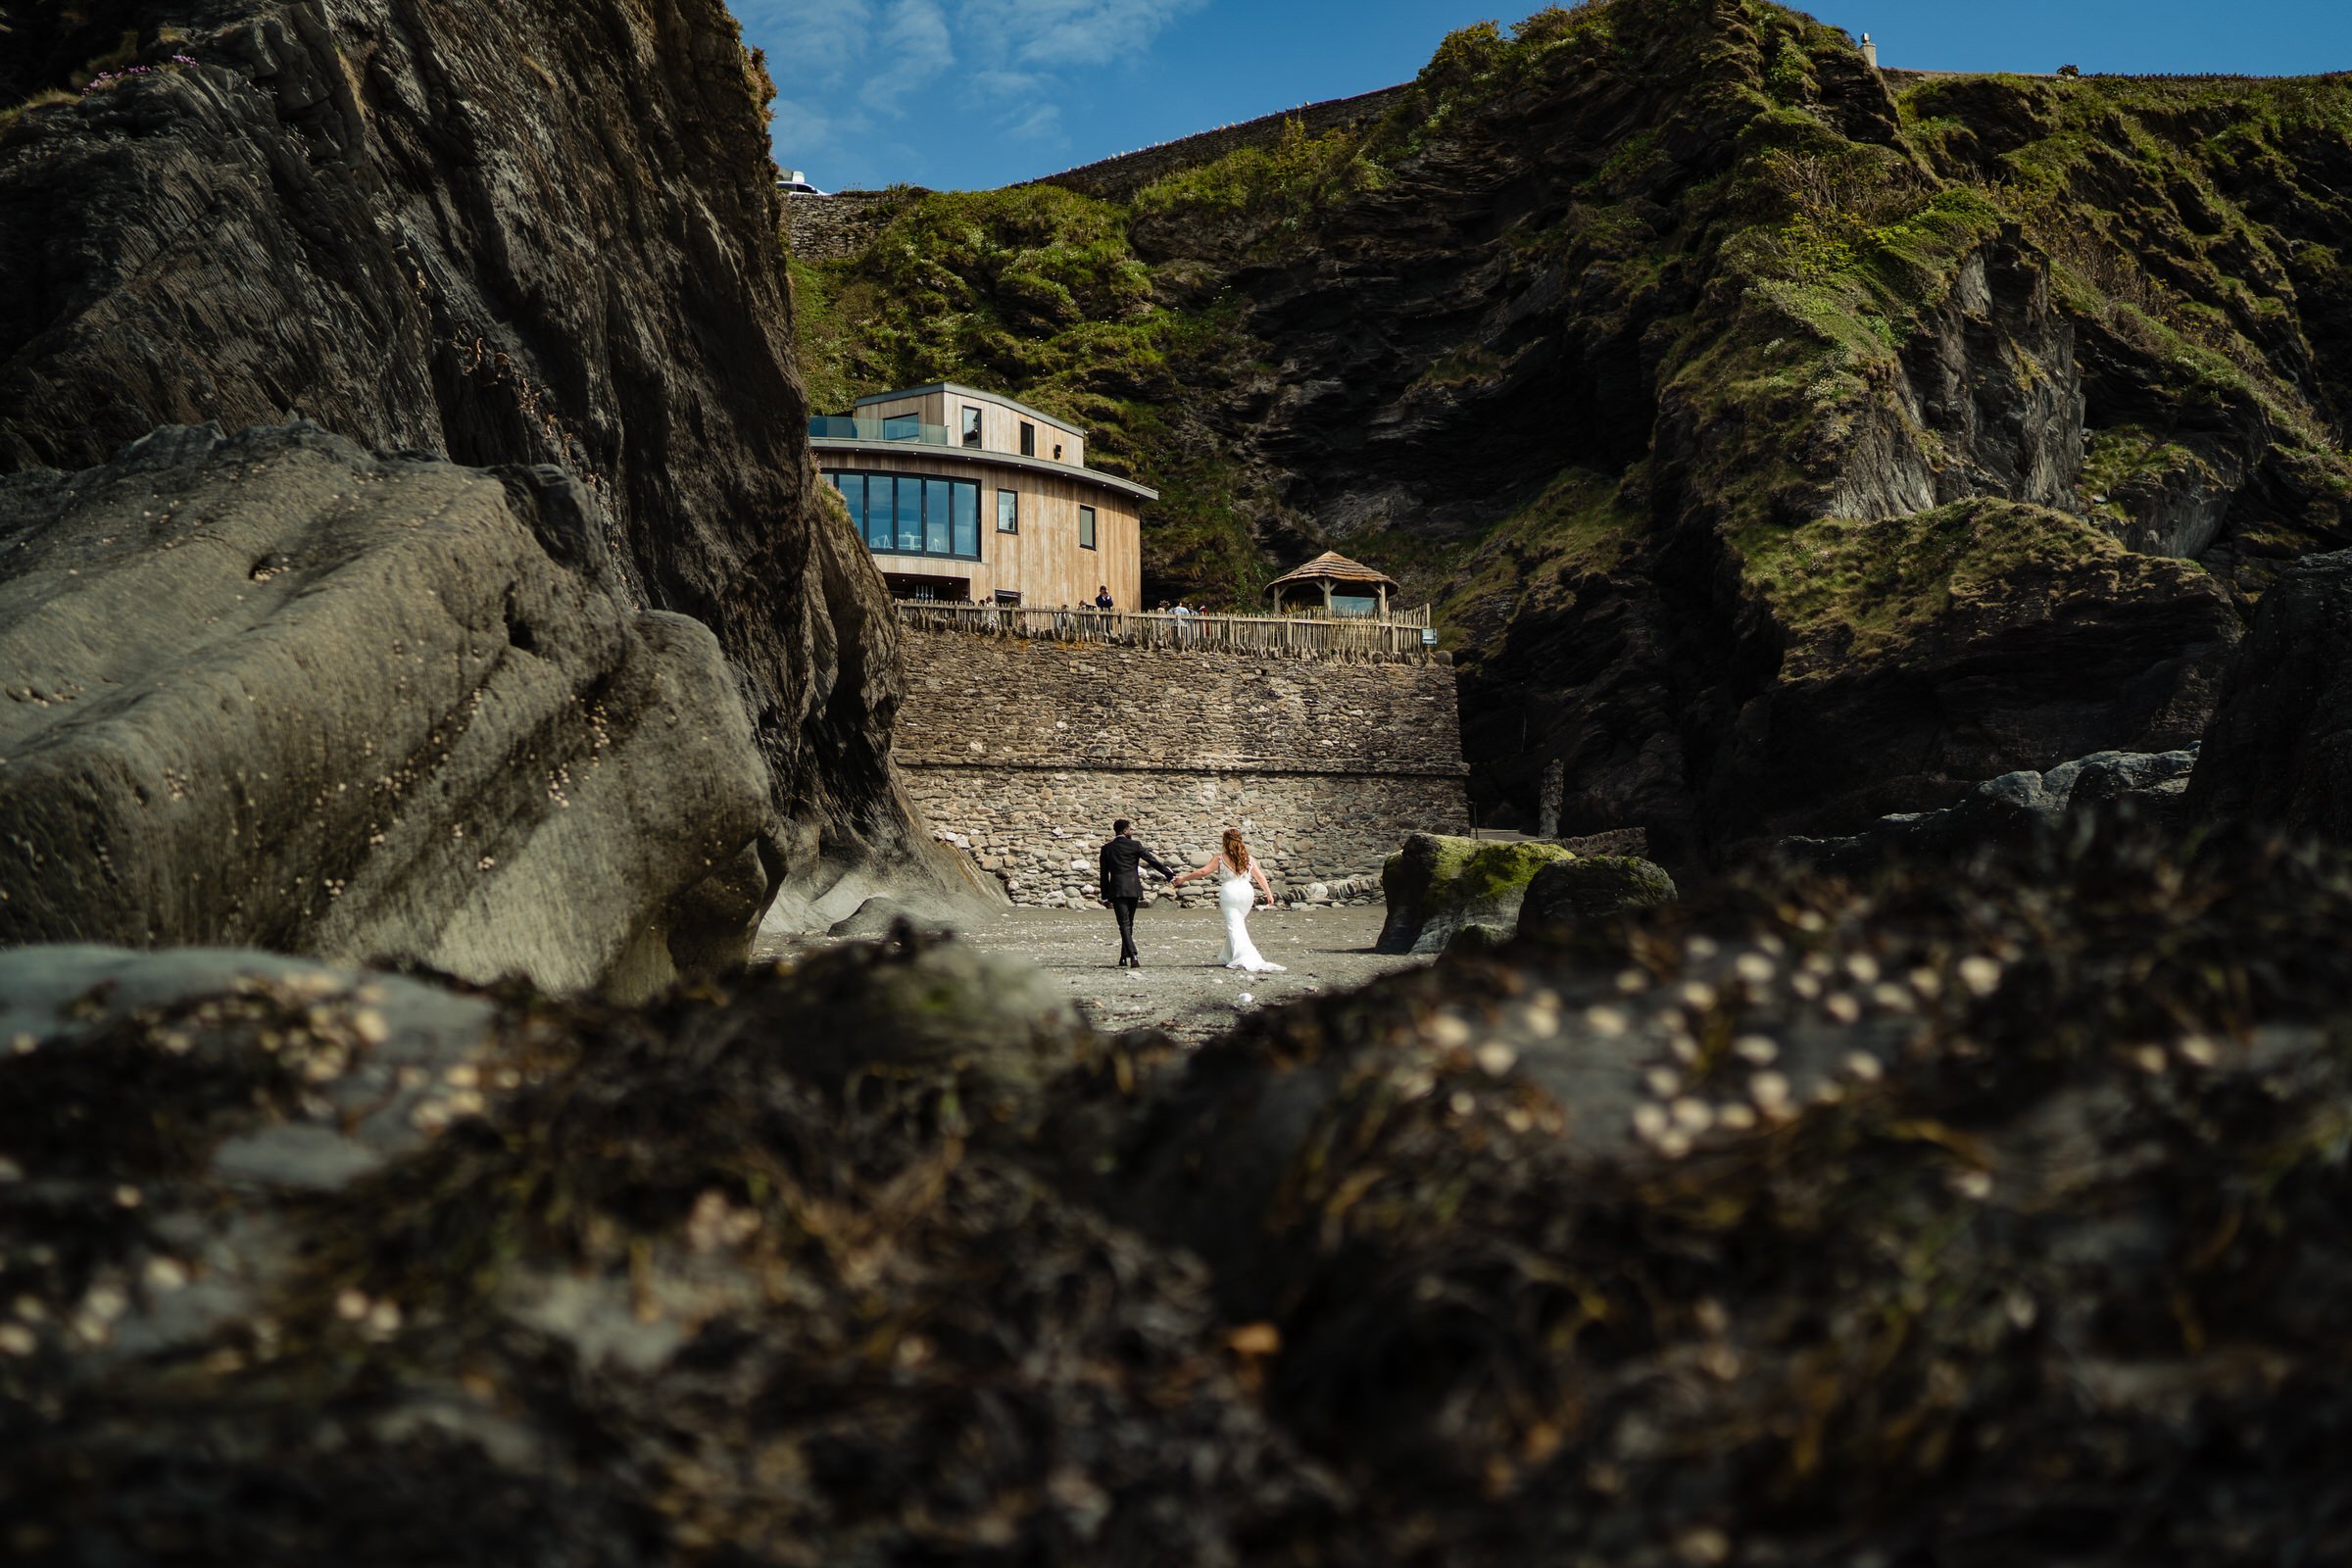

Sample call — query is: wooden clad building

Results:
[809,383,1152,610]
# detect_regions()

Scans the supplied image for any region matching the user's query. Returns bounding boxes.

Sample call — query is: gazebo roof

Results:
[1266,551,1400,593]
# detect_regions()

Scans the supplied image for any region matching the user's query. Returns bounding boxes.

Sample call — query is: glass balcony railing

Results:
[808,416,954,446]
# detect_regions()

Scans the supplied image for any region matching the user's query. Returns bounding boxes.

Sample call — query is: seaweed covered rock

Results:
[0,423,769,996]
[0,930,1353,1566]
[1374,833,1576,956]
[1516,854,1678,934]
[13,839,2352,1563]
[0,945,502,1382]
[2188,549,2352,839]
[1108,826,2352,1564]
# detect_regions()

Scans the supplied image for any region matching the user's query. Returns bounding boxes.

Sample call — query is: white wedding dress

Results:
[1215,860,1286,972]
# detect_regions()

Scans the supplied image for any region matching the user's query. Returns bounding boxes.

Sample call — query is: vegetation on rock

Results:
[791,0,2352,855]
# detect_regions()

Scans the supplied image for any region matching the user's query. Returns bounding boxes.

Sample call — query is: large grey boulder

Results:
[2186,550,2352,839]
[0,423,770,997]
[0,0,948,930]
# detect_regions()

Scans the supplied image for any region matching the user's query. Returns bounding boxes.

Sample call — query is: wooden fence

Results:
[894,602,1442,660]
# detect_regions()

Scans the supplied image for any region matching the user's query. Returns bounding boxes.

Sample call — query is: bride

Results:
[1170,828,1286,973]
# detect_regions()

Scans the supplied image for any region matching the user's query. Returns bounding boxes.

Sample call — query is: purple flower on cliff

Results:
[81,55,195,94]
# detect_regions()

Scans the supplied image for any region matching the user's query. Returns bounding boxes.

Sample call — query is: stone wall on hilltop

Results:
[0,0,955,925]
[1024,84,1411,202]
[896,629,1468,904]
[786,190,907,262]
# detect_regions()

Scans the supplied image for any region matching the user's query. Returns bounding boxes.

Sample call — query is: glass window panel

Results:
[1019,422,1035,457]
[882,413,918,441]
[997,489,1017,533]
[952,482,979,557]
[961,408,982,448]
[1079,505,1097,550]
[896,475,923,552]
[924,479,953,555]
[862,475,892,549]
[1331,594,1379,618]
[834,473,861,536]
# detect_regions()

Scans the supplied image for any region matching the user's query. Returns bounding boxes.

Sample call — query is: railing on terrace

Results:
[808,416,955,446]
[895,601,1442,660]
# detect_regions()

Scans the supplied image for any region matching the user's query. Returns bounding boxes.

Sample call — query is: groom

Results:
[1098,817,1176,968]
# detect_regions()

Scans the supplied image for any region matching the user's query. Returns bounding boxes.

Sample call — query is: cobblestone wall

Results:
[787,86,1408,263]
[1023,84,1412,202]
[784,190,906,262]
[896,629,1469,906]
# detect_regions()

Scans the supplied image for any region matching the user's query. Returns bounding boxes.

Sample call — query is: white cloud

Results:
[751,0,1205,180]
[736,0,875,78]
[962,0,1209,69]
[969,68,1047,100]
[999,100,1064,140]
[874,0,956,100]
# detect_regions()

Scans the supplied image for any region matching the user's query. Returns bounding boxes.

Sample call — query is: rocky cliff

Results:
[792,0,2352,863]
[0,0,949,922]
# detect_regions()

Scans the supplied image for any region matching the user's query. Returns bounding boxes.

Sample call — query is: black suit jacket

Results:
[1099,835,1174,901]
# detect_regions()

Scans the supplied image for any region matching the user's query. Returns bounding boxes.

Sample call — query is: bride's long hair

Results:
[1222,828,1250,872]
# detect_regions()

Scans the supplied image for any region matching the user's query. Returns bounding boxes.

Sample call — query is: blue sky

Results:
[741,0,2352,193]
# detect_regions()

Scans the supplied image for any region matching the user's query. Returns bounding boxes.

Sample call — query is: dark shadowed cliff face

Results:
[0,0,929,911]
[793,0,2352,863]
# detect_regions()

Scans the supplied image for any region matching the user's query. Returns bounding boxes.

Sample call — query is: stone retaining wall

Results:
[787,86,1409,263]
[896,628,1468,906]
[784,190,907,262]
[1022,84,1412,202]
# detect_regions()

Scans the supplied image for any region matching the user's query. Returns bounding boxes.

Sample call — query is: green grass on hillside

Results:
[787,0,2352,657]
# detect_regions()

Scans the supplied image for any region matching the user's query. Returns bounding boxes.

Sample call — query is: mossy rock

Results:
[1517,856,1679,934]
[1376,834,1579,956]
[1439,921,1513,961]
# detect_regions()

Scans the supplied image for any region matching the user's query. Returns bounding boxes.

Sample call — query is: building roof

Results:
[808,435,1159,502]
[1267,551,1400,593]
[851,382,1084,439]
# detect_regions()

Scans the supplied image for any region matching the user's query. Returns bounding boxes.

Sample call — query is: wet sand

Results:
[772,903,1427,1045]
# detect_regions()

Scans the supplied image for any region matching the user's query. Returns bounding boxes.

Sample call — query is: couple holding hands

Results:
[1097,819,1284,973]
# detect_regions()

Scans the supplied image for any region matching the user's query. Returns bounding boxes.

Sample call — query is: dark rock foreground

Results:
[0,423,769,995]
[7,823,2352,1564]
[2188,548,2352,840]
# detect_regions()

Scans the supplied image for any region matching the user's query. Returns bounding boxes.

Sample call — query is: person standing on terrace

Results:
[1095,583,1114,611]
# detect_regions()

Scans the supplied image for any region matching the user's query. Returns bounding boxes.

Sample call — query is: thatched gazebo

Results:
[1266,551,1401,619]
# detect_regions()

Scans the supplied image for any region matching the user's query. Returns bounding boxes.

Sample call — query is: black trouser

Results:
[1111,897,1141,960]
